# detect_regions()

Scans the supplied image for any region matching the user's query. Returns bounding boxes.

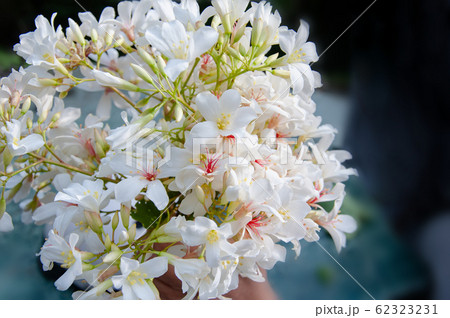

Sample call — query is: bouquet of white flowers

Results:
[0,0,357,299]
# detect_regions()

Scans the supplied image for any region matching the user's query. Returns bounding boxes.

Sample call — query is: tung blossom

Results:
[190,89,256,138]
[1,119,44,157]
[112,257,168,300]
[145,20,218,81]
[39,230,83,291]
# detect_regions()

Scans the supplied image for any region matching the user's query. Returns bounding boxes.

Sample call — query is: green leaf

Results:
[131,199,161,229]
[317,201,334,212]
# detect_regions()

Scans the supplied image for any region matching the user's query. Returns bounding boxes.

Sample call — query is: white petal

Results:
[278,29,295,55]
[54,266,77,291]
[132,282,157,300]
[196,92,220,122]
[139,256,168,278]
[231,107,256,130]
[189,121,220,138]
[14,134,44,155]
[121,282,138,300]
[120,257,140,277]
[191,26,218,58]
[205,244,221,267]
[115,176,148,203]
[165,58,189,81]
[0,212,14,232]
[219,89,241,114]
[335,215,357,233]
[145,180,169,210]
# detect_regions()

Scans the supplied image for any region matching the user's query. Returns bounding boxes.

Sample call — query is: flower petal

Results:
[115,176,148,203]
[0,212,14,232]
[146,180,169,210]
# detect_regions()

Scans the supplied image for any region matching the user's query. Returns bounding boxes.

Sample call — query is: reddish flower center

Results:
[201,152,221,175]
[142,169,157,181]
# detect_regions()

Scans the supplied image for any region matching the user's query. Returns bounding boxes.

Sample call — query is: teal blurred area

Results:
[0,203,72,300]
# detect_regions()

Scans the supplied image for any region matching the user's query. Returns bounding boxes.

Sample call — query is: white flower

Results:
[170,257,210,295]
[249,1,281,50]
[0,212,14,232]
[180,217,236,267]
[52,205,105,253]
[115,0,153,42]
[1,119,44,156]
[13,13,64,69]
[211,0,250,32]
[278,20,321,96]
[109,154,169,209]
[190,89,256,137]
[39,230,83,291]
[112,256,168,300]
[312,189,357,252]
[322,214,357,253]
[145,20,218,81]
[255,185,311,243]
[54,179,113,213]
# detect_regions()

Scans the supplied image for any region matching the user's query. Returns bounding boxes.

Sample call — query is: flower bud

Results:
[233,25,246,43]
[194,185,205,205]
[130,63,155,85]
[54,59,69,76]
[84,210,103,235]
[37,78,60,87]
[26,118,33,130]
[265,53,279,66]
[103,249,122,264]
[82,263,95,271]
[0,195,6,219]
[227,47,241,60]
[59,90,69,99]
[105,30,114,47]
[137,47,159,74]
[10,90,21,107]
[272,69,291,79]
[253,55,265,66]
[3,148,13,168]
[50,112,61,125]
[104,233,112,251]
[156,55,166,75]
[112,211,119,231]
[251,19,263,47]
[37,110,49,124]
[222,13,232,34]
[68,18,86,45]
[127,223,136,244]
[81,252,95,261]
[120,205,130,229]
[91,28,98,43]
[173,103,183,122]
[118,230,129,245]
[238,43,247,57]
[92,70,140,92]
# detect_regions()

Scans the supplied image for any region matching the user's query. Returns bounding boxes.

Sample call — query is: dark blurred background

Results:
[0,0,449,300]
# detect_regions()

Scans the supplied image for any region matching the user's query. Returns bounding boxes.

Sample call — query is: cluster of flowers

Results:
[0,0,357,299]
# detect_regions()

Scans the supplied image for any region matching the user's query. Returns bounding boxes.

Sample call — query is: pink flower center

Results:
[201,152,221,175]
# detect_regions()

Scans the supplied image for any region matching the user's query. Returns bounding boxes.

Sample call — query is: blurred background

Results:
[0,0,449,300]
